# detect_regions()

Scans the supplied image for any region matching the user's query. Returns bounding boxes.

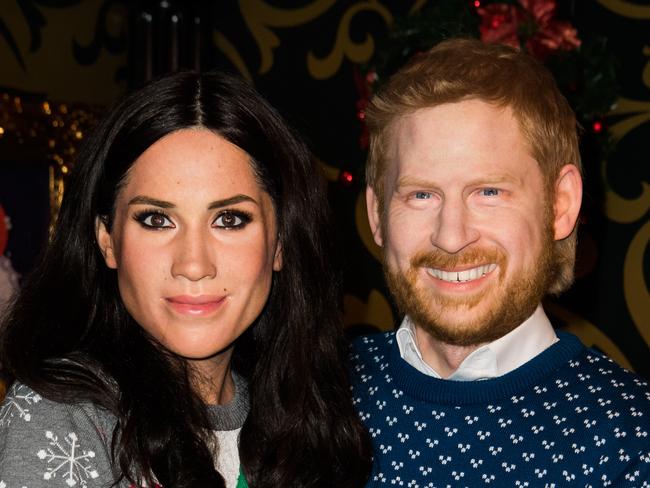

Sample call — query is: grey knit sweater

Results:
[0,373,249,487]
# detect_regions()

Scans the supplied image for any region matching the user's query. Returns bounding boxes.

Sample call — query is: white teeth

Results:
[427,263,496,283]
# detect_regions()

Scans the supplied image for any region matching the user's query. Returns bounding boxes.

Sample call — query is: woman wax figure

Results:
[0,71,371,488]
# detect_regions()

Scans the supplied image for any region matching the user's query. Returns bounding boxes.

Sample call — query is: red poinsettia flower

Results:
[478,0,580,61]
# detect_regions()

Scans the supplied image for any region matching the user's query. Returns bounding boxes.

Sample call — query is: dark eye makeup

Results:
[132,208,253,230]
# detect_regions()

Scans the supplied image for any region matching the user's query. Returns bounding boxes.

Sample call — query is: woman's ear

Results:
[553,164,583,241]
[95,216,118,269]
[273,240,283,271]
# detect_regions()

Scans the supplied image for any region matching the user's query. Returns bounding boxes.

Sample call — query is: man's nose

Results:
[170,227,217,281]
[429,198,480,254]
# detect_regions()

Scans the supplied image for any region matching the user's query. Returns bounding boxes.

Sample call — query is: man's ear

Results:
[553,164,583,241]
[95,216,118,269]
[366,185,384,247]
[272,240,283,272]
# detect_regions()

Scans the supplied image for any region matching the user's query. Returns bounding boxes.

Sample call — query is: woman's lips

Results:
[165,295,226,316]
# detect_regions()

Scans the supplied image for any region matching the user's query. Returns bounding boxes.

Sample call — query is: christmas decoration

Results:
[339,170,355,186]
[0,93,102,233]
[477,0,581,61]
[356,0,618,173]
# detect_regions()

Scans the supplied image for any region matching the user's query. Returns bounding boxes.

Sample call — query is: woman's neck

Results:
[189,346,235,405]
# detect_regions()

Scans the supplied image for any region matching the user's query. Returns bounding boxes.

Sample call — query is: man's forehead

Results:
[388,101,529,155]
[381,101,540,192]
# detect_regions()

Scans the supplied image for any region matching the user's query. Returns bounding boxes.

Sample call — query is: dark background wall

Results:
[0,0,648,377]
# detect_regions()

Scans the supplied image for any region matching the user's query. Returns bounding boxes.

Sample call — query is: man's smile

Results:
[426,263,497,283]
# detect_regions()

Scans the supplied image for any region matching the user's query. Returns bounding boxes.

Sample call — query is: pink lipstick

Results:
[165,295,226,316]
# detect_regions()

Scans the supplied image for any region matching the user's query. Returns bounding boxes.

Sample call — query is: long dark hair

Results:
[0,71,371,487]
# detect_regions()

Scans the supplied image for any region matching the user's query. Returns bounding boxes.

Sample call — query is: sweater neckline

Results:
[388,331,585,405]
[205,370,249,431]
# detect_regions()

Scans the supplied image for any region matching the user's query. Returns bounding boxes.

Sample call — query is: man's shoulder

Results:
[567,338,649,389]
[348,331,396,380]
[349,331,396,360]
[552,337,650,423]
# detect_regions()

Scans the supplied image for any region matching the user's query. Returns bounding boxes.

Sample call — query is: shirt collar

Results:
[395,305,558,381]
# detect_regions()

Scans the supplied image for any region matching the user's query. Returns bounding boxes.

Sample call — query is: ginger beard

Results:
[384,208,559,347]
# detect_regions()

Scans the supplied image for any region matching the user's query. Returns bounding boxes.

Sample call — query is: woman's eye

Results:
[414,191,432,200]
[214,211,250,229]
[480,188,500,197]
[136,212,173,229]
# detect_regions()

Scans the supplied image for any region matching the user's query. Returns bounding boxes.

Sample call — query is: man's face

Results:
[367,99,558,346]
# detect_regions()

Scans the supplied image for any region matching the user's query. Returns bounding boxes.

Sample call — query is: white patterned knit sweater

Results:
[350,331,650,487]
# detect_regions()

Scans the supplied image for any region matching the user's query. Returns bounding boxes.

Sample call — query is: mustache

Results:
[410,247,506,270]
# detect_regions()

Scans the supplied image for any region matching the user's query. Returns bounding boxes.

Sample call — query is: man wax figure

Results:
[350,37,650,487]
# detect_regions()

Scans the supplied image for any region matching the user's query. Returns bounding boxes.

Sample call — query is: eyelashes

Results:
[133,209,252,230]
[214,210,251,228]
[134,210,173,229]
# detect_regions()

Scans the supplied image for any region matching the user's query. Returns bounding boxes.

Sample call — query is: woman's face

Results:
[96,128,282,364]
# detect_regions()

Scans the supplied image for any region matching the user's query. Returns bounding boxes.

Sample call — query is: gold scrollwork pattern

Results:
[605,101,650,224]
[307,1,392,80]
[598,9,650,350]
[213,31,254,82]
[596,0,650,19]
[545,302,634,371]
[234,0,393,80]
[239,0,336,74]
[344,289,394,331]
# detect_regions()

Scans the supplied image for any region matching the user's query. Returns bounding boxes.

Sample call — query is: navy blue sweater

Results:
[350,331,650,487]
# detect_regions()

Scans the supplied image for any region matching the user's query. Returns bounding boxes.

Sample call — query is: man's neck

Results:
[414,327,486,378]
[405,305,556,379]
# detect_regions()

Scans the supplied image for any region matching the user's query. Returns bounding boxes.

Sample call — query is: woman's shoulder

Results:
[0,380,119,487]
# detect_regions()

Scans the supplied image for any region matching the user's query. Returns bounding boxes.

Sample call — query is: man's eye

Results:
[480,188,500,197]
[214,211,251,229]
[414,191,432,199]
[135,212,173,229]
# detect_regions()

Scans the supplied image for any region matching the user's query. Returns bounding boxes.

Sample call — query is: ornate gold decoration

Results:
[344,289,394,330]
[307,1,392,80]
[214,31,253,82]
[240,0,336,74]
[603,60,650,223]
[624,220,650,346]
[545,302,634,371]
[409,0,427,15]
[238,0,393,80]
[643,45,650,87]
[596,0,650,19]
[597,1,650,357]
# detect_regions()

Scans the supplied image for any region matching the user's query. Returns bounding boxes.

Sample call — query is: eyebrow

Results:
[128,194,258,209]
[396,174,521,190]
[396,176,437,189]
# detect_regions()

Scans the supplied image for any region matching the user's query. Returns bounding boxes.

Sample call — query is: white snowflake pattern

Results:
[36,431,99,486]
[0,384,42,426]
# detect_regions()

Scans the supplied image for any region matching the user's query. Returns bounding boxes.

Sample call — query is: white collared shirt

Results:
[395,305,558,380]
